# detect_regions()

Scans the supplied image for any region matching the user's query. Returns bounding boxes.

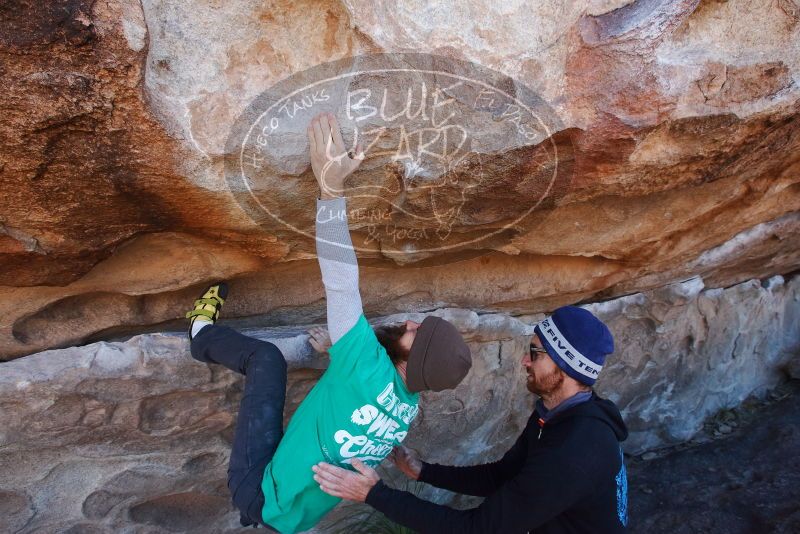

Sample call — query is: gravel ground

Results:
[627,380,800,534]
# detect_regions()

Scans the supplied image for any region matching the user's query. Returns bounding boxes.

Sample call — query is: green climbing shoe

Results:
[186,282,228,340]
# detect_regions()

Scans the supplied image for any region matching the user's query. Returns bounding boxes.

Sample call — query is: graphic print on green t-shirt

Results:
[261,314,420,533]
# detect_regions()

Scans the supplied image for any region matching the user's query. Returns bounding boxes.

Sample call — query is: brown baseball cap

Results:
[406,316,472,393]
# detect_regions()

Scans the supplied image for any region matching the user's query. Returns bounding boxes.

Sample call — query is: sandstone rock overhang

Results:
[1,0,799,359]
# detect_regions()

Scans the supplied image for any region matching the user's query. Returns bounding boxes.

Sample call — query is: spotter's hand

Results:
[388,445,422,480]
[312,459,380,502]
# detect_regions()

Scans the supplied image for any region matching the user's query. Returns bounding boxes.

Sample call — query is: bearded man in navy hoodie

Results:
[313,305,629,533]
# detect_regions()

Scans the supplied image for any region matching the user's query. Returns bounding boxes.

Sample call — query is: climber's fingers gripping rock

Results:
[307,112,363,199]
[307,326,332,355]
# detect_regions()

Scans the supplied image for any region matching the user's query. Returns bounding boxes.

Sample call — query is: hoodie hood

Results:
[546,392,628,442]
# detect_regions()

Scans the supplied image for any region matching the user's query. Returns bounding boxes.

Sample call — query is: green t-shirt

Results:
[261,314,420,533]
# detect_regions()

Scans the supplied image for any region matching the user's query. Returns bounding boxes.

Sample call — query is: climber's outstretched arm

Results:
[309,112,365,344]
[315,195,361,344]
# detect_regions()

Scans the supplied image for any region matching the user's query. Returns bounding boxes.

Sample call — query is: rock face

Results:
[1,276,798,533]
[2,0,799,358]
[588,274,800,452]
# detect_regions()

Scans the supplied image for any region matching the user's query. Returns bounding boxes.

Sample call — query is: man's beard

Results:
[526,366,564,396]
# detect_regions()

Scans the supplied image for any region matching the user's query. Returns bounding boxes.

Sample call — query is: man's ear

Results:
[563,371,588,390]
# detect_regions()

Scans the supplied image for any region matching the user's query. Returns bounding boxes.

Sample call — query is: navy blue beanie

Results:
[533,306,614,386]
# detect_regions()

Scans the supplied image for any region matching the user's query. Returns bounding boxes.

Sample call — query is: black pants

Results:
[190,324,286,530]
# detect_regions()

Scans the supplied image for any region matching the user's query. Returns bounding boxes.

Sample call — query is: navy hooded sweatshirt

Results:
[365,392,629,533]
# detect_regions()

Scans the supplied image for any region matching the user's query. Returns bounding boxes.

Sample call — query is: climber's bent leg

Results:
[229,339,287,529]
[190,324,270,375]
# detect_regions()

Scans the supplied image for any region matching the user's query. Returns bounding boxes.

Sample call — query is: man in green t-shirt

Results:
[184,112,472,532]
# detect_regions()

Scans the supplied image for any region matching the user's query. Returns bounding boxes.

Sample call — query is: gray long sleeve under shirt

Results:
[315,196,363,344]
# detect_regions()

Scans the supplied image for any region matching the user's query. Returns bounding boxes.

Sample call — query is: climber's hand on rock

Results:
[312,459,379,502]
[389,445,422,480]
[307,326,332,355]
[307,112,363,200]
